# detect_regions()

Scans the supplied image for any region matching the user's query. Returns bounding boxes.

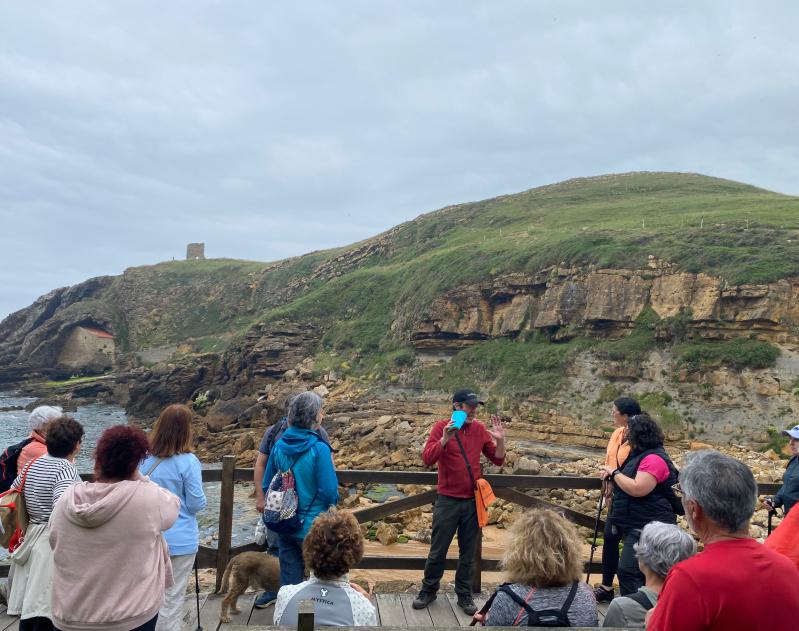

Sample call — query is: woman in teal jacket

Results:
[263,391,338,586]
[140,404,207,631]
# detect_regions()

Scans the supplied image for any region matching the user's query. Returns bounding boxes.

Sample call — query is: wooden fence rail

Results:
[0,459,781,591]
[199,457,781,592]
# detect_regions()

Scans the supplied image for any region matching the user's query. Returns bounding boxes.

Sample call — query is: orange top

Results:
[18,431,47,472]
[605,426,631,469]
[765,504,799,573]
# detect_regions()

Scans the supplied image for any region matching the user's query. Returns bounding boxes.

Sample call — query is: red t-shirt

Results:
[422,419,504,499]
[649,538,799,631]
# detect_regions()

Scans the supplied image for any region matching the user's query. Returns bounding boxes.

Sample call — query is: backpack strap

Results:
[18,455,42,493]
[558,581,579,616]
[497,585,537,625]
[454,433,478,490]
[626,589,655,611]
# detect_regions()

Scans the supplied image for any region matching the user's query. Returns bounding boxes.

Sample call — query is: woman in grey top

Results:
[603,521,695,628]
[477,509,598,627]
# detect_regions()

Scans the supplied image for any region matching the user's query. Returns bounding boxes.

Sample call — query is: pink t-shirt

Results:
[637,454,669,483]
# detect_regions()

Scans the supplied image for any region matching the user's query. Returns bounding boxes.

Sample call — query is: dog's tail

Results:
[217,561,233,594]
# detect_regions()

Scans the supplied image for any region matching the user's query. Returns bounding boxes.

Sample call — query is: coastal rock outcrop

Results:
[412,268,799,350]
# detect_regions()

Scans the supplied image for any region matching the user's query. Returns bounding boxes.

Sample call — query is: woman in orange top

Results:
[18,406,62,471]
[765,500,799,572]
[594,396,640,603]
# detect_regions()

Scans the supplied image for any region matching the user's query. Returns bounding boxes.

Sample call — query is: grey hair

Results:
[634,522,696,578]
[680,450,757,533]
[287,391,324,429]
[28,405,63,432]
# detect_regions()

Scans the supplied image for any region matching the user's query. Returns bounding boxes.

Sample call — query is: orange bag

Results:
[474,478,497,528]
[454,434,497,528]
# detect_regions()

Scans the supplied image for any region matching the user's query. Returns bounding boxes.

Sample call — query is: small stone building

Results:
[186,243,206,260]
[57,326,115,370]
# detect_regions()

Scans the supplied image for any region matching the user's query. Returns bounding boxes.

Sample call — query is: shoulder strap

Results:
[454,433,477,490]
[497,585,537,622]
[18,455,42,493]
[559,581,579,615]
[626,589,655,611]
[144,458,163,477]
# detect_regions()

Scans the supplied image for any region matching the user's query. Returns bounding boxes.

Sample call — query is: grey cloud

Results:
[1,1,798,318]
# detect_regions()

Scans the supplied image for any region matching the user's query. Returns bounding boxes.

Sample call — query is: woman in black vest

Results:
[599,414,680,596]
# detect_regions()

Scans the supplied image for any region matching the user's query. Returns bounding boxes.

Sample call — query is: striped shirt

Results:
[12,454,80,524]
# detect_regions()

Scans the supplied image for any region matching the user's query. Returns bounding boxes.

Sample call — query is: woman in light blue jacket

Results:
[141,404,207,631]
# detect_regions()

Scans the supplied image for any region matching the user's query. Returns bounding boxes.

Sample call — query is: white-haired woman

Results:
[262,391,338,587]
[603,522,695,628]
[19,406,63,471]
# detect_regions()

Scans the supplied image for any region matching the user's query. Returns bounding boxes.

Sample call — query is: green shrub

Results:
[638,391,681,430]
[597,384,623,403]
[676,338,780,372]
[419,335,590,397]
[592,307,660,362]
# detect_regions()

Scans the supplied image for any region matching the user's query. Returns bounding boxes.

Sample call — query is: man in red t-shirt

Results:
[412,389,505,616]
[648,450,799,631]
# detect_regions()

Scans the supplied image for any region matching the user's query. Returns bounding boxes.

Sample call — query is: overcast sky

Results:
[1,2,798,320]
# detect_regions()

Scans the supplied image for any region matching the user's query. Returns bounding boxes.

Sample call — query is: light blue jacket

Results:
[263,426,338,540]
[140,452,207,556]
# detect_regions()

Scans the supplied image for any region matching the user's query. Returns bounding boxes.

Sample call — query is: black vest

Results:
[611,446,679,530]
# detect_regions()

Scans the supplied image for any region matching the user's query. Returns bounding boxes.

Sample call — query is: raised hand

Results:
[487,415,505,441]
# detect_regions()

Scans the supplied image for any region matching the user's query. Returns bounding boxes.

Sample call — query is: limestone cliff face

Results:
[412,265,799,350]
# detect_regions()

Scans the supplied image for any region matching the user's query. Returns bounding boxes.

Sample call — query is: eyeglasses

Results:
[672,482,683,497]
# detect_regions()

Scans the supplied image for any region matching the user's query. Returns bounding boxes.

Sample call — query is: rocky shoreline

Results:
[14,364,789,549]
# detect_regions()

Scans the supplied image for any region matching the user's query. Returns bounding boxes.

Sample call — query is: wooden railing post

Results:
[215,455,236,592]
[471,529,482,593]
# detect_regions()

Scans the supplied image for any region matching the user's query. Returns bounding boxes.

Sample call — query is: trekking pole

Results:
[767,506,775,537]
[194,558,203,631]
[586,480,606,585]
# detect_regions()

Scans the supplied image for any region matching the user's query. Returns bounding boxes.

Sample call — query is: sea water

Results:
[0,391,257,556]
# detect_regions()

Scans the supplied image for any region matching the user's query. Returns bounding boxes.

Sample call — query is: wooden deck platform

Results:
[186,591,610,631]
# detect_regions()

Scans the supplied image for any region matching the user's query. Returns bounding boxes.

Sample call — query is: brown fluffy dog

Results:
[217,551,281,623]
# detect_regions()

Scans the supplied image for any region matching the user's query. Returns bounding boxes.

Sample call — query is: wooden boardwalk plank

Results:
[220,592,256,628]
[199,593,224,631]
[446,593,487,627]
[375,593,406,626]
[597,601,609,624]
[182,592,208,631]
[426,595,460,628]
[0,606,19,631]
[399,593,433,627]
[247,597,275,626]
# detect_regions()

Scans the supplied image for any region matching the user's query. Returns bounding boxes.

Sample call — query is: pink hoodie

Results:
[49,477,180,631]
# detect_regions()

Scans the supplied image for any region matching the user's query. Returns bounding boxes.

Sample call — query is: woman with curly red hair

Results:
[49,426,180,631]
[274,509,375,626]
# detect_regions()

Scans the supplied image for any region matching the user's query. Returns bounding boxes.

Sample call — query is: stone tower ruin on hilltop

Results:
[186,243,205,260]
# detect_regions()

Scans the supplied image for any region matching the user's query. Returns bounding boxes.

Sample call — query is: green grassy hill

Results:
[6,171,799,369]
[262,171,799,352]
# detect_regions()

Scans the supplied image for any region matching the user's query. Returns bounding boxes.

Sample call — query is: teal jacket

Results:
[263,426,338,539]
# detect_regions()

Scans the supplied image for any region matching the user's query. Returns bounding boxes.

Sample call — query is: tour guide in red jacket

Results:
[412,389,506,616]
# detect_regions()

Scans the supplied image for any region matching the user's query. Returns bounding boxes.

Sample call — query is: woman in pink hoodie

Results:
[49,426,180,631]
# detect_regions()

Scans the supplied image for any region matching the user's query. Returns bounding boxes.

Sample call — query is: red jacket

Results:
[422,419,504,499]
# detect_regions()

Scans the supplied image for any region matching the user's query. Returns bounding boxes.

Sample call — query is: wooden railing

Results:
[195,456,782,592]
[0,457,781,589]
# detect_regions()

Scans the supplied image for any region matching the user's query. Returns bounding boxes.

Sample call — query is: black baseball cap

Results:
[452,389,485,406]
